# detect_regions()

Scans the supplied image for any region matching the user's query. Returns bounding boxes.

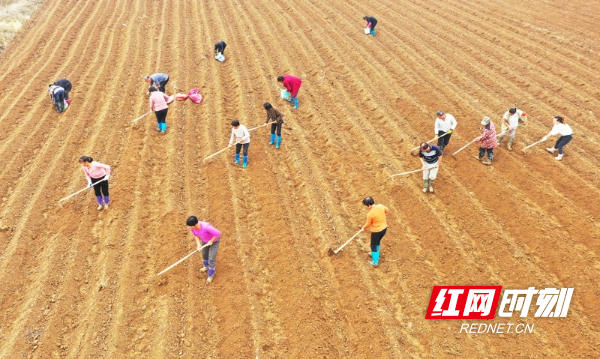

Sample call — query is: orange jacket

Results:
[363,204,389,232]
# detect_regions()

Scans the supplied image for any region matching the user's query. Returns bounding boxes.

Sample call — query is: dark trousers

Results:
[370,21,377,30]
[554,135,573,155]
[54,89,66,111]
[155,108,168,124]
[370,228,387,252]
[91,176,109,197]
[270,123,282,136]
[236,143,249,156]
[215,43,226,55]
[437,130,452,149]
[479,147,494,160]
[157,78,169,93]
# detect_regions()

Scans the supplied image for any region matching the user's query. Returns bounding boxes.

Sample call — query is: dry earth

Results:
[0,0,599,358]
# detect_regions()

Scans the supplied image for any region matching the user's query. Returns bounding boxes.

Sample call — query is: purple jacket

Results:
[190,222,221,243]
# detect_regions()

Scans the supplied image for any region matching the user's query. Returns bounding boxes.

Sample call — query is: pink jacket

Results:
[82,161,111,181]
[149,92,169,112]
[282,75,302,97]
[474,121,498,149]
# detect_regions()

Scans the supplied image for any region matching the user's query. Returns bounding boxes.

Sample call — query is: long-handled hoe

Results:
[328,229,364,256]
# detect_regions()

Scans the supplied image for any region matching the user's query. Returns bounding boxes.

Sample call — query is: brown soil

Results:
[0,0,599,358]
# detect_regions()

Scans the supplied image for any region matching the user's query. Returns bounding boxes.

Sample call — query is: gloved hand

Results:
[88,182,93,189]
[447,129,453,134]
[103,174,110,181]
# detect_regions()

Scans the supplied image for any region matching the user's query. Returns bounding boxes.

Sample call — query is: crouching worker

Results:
[186,216,221,284]
[48,84,67,113]
[53,78,72,102]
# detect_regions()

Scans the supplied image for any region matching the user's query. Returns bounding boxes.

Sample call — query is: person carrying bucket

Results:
[362,15,378,36]
[79,156,111,210]
[361,197,389,267]
[277,75,302,110]
[229,120,251,168]
[186,216,221,284]
[264,102,284,149]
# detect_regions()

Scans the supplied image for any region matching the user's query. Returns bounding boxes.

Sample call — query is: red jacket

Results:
[282,75,302,97]
[474,121,498,149]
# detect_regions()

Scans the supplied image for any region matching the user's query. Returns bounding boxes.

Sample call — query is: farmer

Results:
[544,116,573,161]
[474,116,498,165]
[362,15,378,36]
[186,216,221,284]
[79,156,111,210]
[419,142,443,193]
[277,75,302,110]
[214,40,227,56]
[264,102,284,149]
[48,84,67,113]
[53,78,72,101]
[434,110,457,150]
[497,107,527,151]
[229,120,251,168]
[144,73,169,93]
[149,87,170,134]
[361,197,389,267]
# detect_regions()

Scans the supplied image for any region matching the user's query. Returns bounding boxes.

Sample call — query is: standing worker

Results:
[229,120,251,168]
[497,107,527,151]
[277,75,302,110]
[473,116,498,165]
[264,102,284,149]
[361,197,389,267]
[186,216,222,284]
[362,15,378,36]
[53,78,72,103]
[214,40,227,56]
[419,142,443,193]
[543,116,573,161]
[79,156,111,210]
[434,110,457,151]
[144,73,170,93]
[149,87,170,134]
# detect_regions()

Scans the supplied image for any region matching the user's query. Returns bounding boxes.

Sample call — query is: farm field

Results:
[0,0,599,358]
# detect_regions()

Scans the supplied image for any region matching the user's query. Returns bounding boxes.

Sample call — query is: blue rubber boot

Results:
[371,29,375,36]
[162,122,167,132]
[207,268,215,284]
[276,136,281,149]
[292,97,299,109]
[377,245,380,253]
[242,156,248,168]
[235,153,240,164]
[269,133,276,145]
[370,252,380,267]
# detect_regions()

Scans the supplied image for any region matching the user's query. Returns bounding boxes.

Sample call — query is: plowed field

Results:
[1,0,599,358]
